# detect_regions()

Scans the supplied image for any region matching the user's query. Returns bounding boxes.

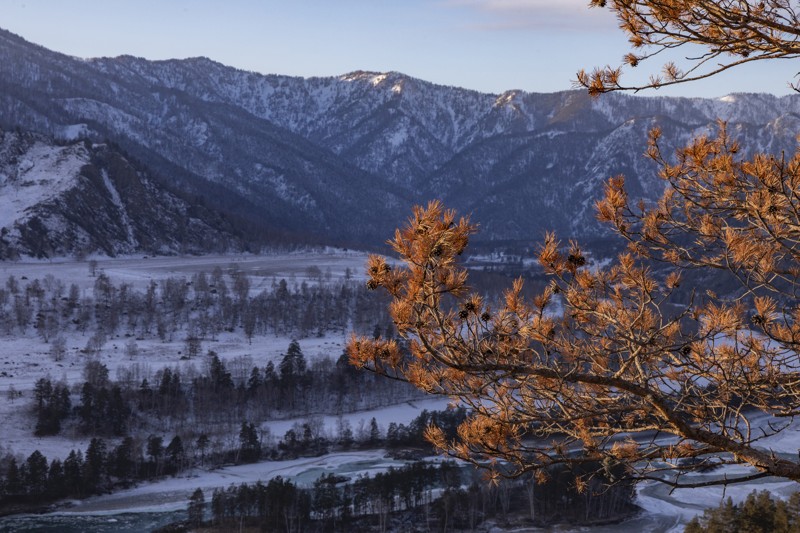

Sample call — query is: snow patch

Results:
[101,170,138,247]
[370,73,388,86]
[17,158,34,173]
[262,398,450,440]
[388,127,408,148]
[59,123,89,141]
[493,91,519,108]
[0,142,89,230]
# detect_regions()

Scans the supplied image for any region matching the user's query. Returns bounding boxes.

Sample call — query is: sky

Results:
[2,0,798,98]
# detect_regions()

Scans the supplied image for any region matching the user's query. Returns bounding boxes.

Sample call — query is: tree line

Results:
[1,401,474,515]
[28,339,425,443]
[686,490,800,533]
[0,265,393,353]
[188,458,637,532]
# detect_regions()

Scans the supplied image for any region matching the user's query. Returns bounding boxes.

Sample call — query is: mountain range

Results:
[0,27,799,257]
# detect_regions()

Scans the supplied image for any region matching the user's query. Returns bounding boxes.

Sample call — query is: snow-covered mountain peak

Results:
[1,28,800,250]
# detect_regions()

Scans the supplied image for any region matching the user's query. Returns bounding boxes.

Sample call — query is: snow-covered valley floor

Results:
[0,252,798,532]
[0,251,374,460]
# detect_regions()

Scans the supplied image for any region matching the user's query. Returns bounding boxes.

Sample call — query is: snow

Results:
[754,425,800,454]
[1,253,800,531]
[369,73,388,86]
[261,398,451,442]
[628,459,800,532]
[59,450,405,515]
[388,126,408,148]
[263,171,315,208]
[0,251,373,460]
[0,250,369,293]
[101,170,137,247]
[59,123,89,141]
[493,91,518,108]
[0,142,89,230]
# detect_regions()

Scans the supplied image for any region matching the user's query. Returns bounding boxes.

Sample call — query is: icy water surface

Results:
[0,510,184,532]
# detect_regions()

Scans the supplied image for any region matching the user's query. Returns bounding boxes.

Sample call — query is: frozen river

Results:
[3,451,796,533]
[0,451,418,532]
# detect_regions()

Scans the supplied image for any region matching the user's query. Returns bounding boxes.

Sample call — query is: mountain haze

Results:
[0,28,799,254]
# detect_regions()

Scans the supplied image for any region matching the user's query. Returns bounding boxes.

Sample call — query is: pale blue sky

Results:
[3,0,797,97]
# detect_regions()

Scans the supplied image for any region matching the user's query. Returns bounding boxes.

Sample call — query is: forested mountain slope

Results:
[1,28,798,250]
[0,129,243,258]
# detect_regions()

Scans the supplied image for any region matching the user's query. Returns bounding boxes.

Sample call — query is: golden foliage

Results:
[345,1,800,490]
[347,136,800,486]
[577,0,800,94]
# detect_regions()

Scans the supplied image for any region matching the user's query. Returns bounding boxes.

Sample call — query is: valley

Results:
[0,14,798,531]
[0,252,793,532]
[1,29,800,255]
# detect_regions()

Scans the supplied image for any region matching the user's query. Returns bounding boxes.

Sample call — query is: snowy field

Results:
[0,248,370,293]
[0,252,799,532]
[7,457,795,532]
[0,449,443,532]
[0,244,461,533]
[0,251,375,459]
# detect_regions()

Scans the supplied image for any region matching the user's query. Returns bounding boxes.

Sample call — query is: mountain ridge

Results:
[1,27,799,253]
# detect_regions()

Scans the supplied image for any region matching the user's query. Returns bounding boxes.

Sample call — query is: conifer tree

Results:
[165,436,185,474]
[279,340,307,382]
[187,487,206,527]
[238,422,260,463]
[578,1,800,94]
[349,1,800,487]
[47,459,65,498]
[24,451,48,496]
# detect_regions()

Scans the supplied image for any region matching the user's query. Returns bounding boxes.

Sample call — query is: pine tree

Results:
[187,487,205,527]
[4,457,22,496]
[110,437,136,482]
[165,436,185,475]
[351,182,800,484]
[83,438,107,492]
[207,351,233,391]
[47,459,65,498]
[685,490,800,533]
[247,366,262,395]
[196,434,209,467]
[239,422,260,463]
[279,340,307,382]
[579,1,800,94]
[146,435,164,476]
[62,450,84,497]
[346,0,800,489]
[368,417,381,446]
[24,450,49,496]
